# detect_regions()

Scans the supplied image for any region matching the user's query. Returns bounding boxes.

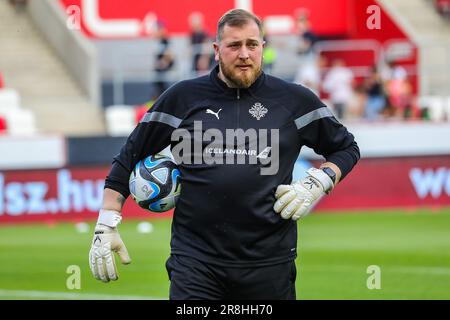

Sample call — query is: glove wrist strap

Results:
[97,209,122,228]
[306,167,334,194]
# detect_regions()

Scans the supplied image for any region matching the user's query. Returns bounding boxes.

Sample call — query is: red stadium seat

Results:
[0,115,7,134]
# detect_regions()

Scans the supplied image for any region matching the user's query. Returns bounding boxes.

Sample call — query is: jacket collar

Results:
[209,64,265,96]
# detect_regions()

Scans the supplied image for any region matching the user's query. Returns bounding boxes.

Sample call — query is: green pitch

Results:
[1,208,450,300]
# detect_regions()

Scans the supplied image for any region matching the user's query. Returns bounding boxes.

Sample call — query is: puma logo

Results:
[206,108,222,120]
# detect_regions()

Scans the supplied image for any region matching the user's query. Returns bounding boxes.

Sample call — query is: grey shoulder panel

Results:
[140,111,182,128]
[295,107,333,130]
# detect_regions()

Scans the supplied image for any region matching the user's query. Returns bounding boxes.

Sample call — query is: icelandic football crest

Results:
[249,102,268,120]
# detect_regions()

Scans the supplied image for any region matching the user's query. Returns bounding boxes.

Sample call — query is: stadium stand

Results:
[0,0,105,136]
[1,0,449,137]
[379,0,450,96]
[0,75,38,135]
[92,0,449,123]
[377,0,450,121]
[0,88,20,109]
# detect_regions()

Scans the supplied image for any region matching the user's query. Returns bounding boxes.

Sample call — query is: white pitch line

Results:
[0,289,164,300]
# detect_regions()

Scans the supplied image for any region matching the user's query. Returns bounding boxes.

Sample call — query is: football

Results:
[129,153,181,213]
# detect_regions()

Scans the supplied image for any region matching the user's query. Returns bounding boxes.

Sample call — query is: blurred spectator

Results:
[322,59,354,119]
[380,96,396,118]
[195,52,214,76]
[383,61,414,119]
[153,21,175,98]
[194,38,215,76]
[189,12,208,49]
[364,66,386,120]
[381,60,407,84]
[263,35,277,74]
[347,84,367,119]
[294,8,320,95]
[189,12,214,75]
[0,72,4,89]
[434,0,450,19]
[393,77,414,119]
[294,54,327,95]
[382,80,416,120]
[295,9,318,57]
[403,95,422,120]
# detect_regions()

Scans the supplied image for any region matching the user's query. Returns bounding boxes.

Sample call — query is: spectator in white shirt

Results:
[322,59,354,119]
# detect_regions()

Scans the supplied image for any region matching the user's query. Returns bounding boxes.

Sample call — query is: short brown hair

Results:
[216,9,263,42]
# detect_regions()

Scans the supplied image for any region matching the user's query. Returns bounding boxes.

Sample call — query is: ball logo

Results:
[141,185,153,199]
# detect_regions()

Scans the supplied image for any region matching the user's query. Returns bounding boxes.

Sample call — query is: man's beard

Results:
[219,58,263,88]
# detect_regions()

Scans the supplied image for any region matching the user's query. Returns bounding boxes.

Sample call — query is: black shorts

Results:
[165,254,297,300]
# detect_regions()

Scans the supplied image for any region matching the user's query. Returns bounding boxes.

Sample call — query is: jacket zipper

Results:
[236,88,240,128]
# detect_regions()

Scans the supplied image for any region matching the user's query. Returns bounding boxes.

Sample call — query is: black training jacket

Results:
[105,65,360,267]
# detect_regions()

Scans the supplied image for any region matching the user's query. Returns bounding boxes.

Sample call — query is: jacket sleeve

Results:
[294,87,360,180]
[104,82,187,198]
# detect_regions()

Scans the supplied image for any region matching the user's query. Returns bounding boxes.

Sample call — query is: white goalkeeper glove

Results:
[89,209,131,282]
[273,168,335,220]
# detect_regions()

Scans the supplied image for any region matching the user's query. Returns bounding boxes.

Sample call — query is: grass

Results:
[0,208,449,300]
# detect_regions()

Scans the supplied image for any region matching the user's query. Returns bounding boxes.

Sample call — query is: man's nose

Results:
[238,47,250,60]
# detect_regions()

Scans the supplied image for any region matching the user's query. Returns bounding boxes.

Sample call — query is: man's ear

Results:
[213,42,220,62]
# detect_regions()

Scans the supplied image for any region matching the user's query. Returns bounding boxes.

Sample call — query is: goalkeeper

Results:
[89,9,360,300]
